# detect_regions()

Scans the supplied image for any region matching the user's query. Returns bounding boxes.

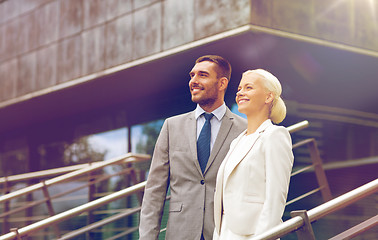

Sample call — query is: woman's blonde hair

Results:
[243,69,287,124]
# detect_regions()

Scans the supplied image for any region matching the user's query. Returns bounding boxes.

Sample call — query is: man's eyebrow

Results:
[189,70,209,76]
[198,70,209,75]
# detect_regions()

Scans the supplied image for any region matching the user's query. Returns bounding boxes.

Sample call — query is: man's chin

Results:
[192,98,213,106]
[191,95,201,103]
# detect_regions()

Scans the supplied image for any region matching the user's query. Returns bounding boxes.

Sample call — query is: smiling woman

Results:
[213,69,294,240]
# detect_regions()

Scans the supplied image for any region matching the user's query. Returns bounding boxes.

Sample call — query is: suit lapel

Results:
[188,111,203,174]
[204,108,233,174]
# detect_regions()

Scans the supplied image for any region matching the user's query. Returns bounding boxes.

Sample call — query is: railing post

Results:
[41,181,56,217]
[41,180,61,238]
[307,139,332,201]
[291,210,316,240]
[2,176,11,234]
[87,169,96,239]
[129,167,143,205]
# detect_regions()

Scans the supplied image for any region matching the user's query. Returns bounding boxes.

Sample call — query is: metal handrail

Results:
[287,120,308,133]
[250,178,378,240]
[58,206,142,240]
[0,181,147,240]
[0,167,134,219]
[0,163,99,185]
[329,214,378,240]
[0,153,150,204]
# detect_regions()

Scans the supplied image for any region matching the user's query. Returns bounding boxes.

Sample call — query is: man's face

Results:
[189,61,221,106]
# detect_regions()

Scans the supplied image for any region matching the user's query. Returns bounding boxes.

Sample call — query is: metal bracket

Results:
[291,210,316,240]
[10,228,22,240]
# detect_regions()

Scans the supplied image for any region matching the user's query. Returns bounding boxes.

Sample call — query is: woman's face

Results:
[236,72,271,116]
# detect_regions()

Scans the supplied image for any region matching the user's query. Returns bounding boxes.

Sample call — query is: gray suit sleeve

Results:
[139,120,170,240]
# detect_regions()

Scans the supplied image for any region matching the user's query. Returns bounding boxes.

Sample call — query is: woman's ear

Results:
[265,92,274,104]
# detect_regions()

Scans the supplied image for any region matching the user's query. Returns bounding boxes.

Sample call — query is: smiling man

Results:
[139,55,247,240]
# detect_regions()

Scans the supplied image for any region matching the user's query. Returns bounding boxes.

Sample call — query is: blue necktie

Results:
[197,113,214,173]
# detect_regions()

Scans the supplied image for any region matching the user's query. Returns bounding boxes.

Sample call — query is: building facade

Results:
[0,0,377,239]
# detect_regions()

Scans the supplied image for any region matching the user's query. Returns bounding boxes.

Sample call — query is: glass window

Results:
[0,136,29,176]
[78,127,128,161]
[130,119,165,239]
[131,119,164,155]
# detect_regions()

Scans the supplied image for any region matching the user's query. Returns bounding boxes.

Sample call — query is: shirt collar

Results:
[195,103,226,121]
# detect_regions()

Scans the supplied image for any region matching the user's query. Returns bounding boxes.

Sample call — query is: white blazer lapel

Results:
[214,158,225,234]
[223,120,273,184]
[223,132,260,183]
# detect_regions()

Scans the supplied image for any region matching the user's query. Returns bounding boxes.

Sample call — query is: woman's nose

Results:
[236,90,243,96]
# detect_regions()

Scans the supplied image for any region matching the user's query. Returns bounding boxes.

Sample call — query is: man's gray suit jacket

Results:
[139,107,247,240]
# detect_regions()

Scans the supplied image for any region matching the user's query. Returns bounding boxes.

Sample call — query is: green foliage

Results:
[64,136,107,165]
[135,120,163,172]
[136,120,163,155]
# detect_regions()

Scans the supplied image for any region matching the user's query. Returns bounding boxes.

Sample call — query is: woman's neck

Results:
[245,113,269,135]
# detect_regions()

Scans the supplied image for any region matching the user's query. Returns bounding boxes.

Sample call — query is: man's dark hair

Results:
[195,55,232,81]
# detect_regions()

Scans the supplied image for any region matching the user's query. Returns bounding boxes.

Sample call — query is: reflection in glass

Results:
[131,119,164,155]
[0,136,28,176]
[131,119,165,239]
[84,127,128,160]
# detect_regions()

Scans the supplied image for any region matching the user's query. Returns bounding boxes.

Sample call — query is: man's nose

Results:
[189,75,198,84]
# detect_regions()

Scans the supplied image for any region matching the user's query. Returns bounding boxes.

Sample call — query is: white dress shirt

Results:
[195,103,226,151]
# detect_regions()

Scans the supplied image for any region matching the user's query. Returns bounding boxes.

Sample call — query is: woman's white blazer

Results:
[214,120,294,236]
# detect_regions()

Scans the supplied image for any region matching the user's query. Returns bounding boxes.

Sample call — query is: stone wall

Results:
[0,0,377,102]
[0,0,251,102]
[251,0,378,52]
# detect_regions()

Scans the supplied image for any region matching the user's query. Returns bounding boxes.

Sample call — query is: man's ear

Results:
[219,77,229,91]
[265,92,274,104]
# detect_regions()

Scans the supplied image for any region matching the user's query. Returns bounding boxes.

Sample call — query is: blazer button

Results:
[200,180,205,185]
